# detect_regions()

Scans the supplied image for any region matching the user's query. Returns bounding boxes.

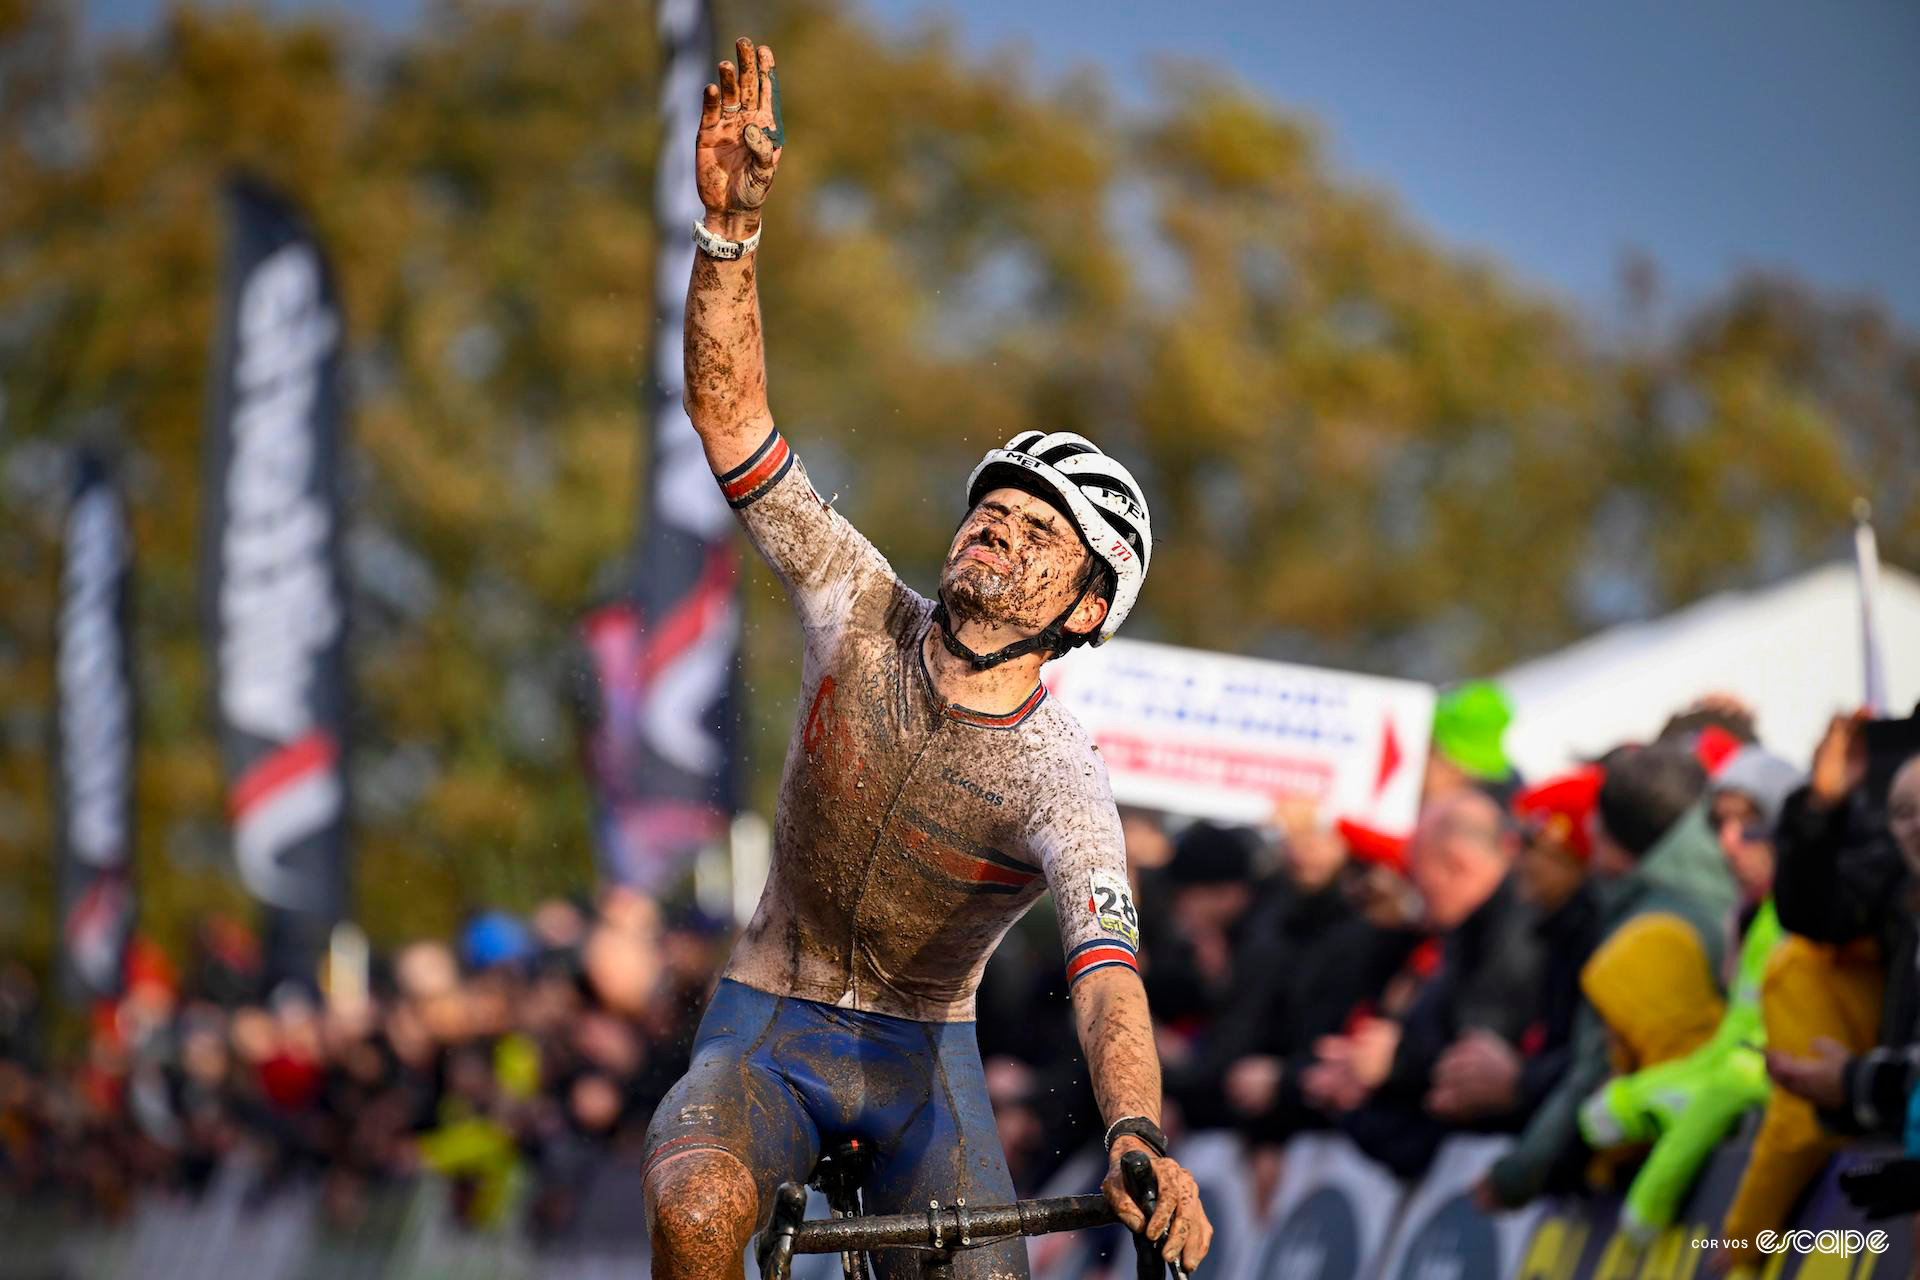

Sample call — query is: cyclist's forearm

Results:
[683,229,773,475]
[1071,967,1163,1131]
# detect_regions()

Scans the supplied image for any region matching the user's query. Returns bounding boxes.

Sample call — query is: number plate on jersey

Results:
[1089,868,1140,949]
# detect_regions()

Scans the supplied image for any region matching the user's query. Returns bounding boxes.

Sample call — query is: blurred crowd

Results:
[0,890,727,1239]
[978,685,1920,1270]
[4,684,1920,1265]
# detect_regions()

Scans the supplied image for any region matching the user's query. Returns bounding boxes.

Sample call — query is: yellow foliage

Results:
[0,0,1914,969]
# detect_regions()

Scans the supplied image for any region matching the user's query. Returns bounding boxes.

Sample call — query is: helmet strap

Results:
[932,576,1094,671]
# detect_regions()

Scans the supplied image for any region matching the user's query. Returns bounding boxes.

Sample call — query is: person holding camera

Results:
[1766,712,1920,1137]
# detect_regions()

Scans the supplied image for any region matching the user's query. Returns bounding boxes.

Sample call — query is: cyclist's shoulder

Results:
[1011,698,1120,817]
[1025,688,1103,762]
[824,567,929,656]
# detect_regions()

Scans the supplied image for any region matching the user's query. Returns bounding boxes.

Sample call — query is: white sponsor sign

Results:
[1046,638,1435,834]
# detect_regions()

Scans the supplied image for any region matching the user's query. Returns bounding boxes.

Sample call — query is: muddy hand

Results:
[1104,1145,1213,1273]
[696,37,784,236]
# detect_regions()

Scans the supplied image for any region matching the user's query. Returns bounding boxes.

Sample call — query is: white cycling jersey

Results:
[717,428,1143,1022]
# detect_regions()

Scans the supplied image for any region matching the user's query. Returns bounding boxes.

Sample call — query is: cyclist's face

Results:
[941,487,1098,633]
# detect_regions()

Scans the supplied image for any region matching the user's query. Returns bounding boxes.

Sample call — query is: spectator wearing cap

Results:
[1427,680,1521,807]
[1309,790,1545,1178]
[1483,741,1737,1210]
[1427,767,1604,1173]
[1577,744,1803,1247]
[461,911,534,974]
[1707,746,1801,916]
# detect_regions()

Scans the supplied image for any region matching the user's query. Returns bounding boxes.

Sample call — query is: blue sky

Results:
[88,0,1920,329]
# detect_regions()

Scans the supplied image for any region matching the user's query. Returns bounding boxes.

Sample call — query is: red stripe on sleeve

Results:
[1066,944,1139,985]
[720,435,791,504]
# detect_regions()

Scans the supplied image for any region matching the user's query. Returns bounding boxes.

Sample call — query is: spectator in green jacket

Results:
[1576,744,1800,1244]
[1478,743,1737,1210]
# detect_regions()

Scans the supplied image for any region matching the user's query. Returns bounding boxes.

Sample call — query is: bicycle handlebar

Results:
[787,1191,1113,1254]
[761,1151,1189,1277]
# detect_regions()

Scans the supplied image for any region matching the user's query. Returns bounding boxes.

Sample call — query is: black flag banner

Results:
[53,452,136,1000]
[577,0,741,893]
[202,177,350,975]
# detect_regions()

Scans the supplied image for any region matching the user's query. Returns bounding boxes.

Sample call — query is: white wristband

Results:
[692,218,762,260]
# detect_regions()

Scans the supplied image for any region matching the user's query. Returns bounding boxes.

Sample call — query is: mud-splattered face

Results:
[940,487,1102,634]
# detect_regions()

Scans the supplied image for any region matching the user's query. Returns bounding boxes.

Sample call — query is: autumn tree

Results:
[1,0,1914,970]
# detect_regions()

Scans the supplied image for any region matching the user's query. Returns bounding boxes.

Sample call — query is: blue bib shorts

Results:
[643,979,1029,1278]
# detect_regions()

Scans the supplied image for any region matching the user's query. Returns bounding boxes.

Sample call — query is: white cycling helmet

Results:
[964,431,1152,646]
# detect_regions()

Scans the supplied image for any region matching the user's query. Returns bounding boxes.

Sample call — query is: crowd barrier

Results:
[1023,1126,1909,1280]
[0,1127,1906,1279]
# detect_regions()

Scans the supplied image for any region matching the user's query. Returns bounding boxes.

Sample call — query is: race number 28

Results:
[1090,868,1140,948]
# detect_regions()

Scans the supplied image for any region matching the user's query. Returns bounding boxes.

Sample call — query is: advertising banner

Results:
[1519,1139,1912,1280]
[1240,1131,1407,1280]
[1046,638,1435,833]
[577,0,741,893]
[1375,1136,1544,1280]
[52,451,136,1000]
[202,177,351,975]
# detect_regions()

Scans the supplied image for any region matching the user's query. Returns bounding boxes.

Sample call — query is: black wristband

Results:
[1104,1116,1168,1158]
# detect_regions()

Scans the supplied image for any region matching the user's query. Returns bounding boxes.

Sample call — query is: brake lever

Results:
[754,1180,808,1279]
[1120,1150,1188,1279]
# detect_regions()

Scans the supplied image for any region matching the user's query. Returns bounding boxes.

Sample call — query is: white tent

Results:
[1497,561,1920,780]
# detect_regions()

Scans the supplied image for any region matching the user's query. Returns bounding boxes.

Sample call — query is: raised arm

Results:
[686,37,784,475]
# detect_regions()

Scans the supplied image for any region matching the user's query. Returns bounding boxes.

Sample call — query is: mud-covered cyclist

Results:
[640,37,1214,1278]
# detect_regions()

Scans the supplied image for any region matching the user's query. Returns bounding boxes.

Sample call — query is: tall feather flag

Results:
[576,0,741,894]
[53,452,137,1001]
[202,177,352,982]
[1854,498,1888,716]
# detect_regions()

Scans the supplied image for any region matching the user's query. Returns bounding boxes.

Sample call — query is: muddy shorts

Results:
[643,979,1029,1278]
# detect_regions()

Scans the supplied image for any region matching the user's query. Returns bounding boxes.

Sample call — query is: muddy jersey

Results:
[716,428,1141,1022]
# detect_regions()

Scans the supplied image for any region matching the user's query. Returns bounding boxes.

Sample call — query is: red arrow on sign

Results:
[1374,716,1402,797]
